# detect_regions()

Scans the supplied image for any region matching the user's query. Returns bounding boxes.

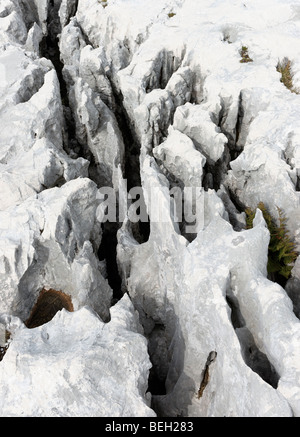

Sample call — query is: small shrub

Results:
[245,202,298,281]
[239,46,253,63]
[276,58,299,94]
[168,12,176,18]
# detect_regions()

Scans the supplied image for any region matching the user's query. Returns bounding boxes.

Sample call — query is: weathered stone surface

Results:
[1,0,300,418]
[0,295,155,417]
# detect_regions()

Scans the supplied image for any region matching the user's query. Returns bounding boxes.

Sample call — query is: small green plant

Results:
[245,202,298,281]
[276,58,299,94]
[239,46,253,63]
[168,12,176,18]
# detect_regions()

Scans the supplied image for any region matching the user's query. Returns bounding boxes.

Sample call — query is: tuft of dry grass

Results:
[0,288,73,361]
[239,46,253,63]
[276,58,299,94]
[25,288,74,329]
[168,12,176,18]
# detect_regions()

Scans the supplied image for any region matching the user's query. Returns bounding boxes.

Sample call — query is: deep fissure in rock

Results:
[146,323,168,397]
[41,3,124,302]
[40,3,284,409]
[46,3,150,300]
[202,148,231,192]
[226,288,279,389]
[40,1,81,156]
[109,81,142,190]
[98,222,123,301]
[109,79,151,243]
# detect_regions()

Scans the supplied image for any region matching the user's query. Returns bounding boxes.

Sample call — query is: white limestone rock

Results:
[134,89,175,151]
[25,22,44,56]
[0,178,112,323]
[68,77,124,188]
[173,102,228,163]
[0,295,155,417]
[0,47,87,209]
[224,87,300,251]
[1,0,300,419]
[59,20,124,188]
[0,0,28,45]
[59,0,79,29]
[0,138,88,210]
[79,45,114,109]
[117,31,189,150]
[32,0,50,34]
[165,66,193,108]
[76,0,180,73]
[0,45,50,111]
[59,16,86,74]
[153,127,206,188]
[117,156,299,417]
[0,64,64,162]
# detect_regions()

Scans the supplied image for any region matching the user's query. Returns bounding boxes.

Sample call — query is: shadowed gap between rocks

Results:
[226,286,280,389]
[107,76,151,242]
[37,3,192,414]
[41,2,150,302]
[40,0,82,156]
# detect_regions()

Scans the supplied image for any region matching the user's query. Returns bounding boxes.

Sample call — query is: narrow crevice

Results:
[218,93,245,164]
[40,8,159,412]
[145,50,184,94]
[202,146,231,192]
[63,0,79,28]
[76,20,95,48]
[0,345,7,362]
[285,277,300,319]
[226,187,247,214]
[40,0,81,156]
[39,2,126,303]
[226,286,280,389]
[217,187,246,232]
[109,83,141,190]
[148,364,167,397]
[146,324,168,397]
[226,294,245,329]
[108,77,151,243]
[236,325,280,389]
[98,222,123,302]
[234,91,243,147]
[267,271,288,288]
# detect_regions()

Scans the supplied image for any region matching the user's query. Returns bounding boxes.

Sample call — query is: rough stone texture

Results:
[59,19,125,189]
[0,295,154,417]
[0,0,300,418]
[0,178,112,322]
[117,156,299,417]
